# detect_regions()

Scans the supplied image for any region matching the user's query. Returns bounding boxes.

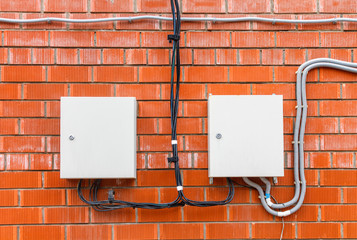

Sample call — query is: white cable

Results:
[0,16,356,24]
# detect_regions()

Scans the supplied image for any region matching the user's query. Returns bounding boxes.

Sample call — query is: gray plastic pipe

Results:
[1,16,357,24]
[246,59,357,217]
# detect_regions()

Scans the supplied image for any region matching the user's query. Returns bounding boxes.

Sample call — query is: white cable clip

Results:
[278,210,291,217]
[171,140,177,145]
[266,198,274,207]
[177,186,183,191]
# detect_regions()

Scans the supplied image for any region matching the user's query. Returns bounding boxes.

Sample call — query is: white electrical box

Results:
[208,95,284,177]
[60,97,137,179]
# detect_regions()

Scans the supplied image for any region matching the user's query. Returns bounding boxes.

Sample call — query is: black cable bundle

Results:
[77,0,234,210]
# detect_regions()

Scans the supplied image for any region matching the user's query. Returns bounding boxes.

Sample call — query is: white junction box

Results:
[60,97,137,179]
[208,95,284,177]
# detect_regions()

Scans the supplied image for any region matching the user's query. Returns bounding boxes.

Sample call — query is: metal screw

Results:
[69,135,75,141]
[216,133,222,139]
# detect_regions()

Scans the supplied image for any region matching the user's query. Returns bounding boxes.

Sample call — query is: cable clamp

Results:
[128,17,132,23]
[295,105,302,109]
[168,34,180,43]
[108,189,115,203]
[265,193,271,199]
[168,156,179,163]
[272,19,276,25]
[332,18,337,24]
[177,186,183,191]
[171,140,177,145]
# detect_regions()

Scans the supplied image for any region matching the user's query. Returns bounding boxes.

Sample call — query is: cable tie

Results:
[171,140,177,145]
[108,189,115,203]
[177,186,183,191]
[265,193,271,199]
[167,156,179,163]
[168,34,180,43]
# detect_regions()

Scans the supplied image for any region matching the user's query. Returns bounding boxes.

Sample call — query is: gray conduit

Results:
[0,16,357,24]
[245,58,357,217]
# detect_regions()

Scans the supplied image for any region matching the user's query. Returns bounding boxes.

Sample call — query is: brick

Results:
[4,31,48,46]
[344,188,357,203]
[252,14,296,30]
[70,84,114,97]
[9,48,31,64]
[116,84,159,100]
[320,0,357,13]
[138,0,171,12]
[138,208,181,222]
[24,84,67,100]
[79,49,101,65]
[344,223,357,238]
[20,119,59,135]
[184,66,228,82]
[33,48,55,64]
[280,205,319,222]
[92,208,135,223]
[228,0,269,13]
[138,101,171,117]
[320,101,357,116]
[20,189,65,206]
[187,32,230,48]
[0,155,4,170]
[67,226,111,240]
[137,118,157,134]
[275,169,318,186]
[284,135,319,151]
[184,135,207,151]
[94,66,137,82]
[117,13,160,30]
[297,14,340,30]
[229,205,273,221]
[97,32,139,47]
[252,223,295,239]
[206,186,249,204]
[48,66,91,82]
[216,49,237,65]
[139,67,171,82]
[114,224,157,240]
[0,119,18,134]
[183,170,225,186]
[206,223,249,239]
[45,207,89,224]
[20,226,64,240]
[275,66,299,82]
[126,49,146,65]
[285,49,306,65]
[0,48,8,64]
[0,208,42,224]
[232,32,275,48]
[139,135,183,151]
[320,170,357,186]
[344,14,357,30]
[137,170,176,187]
[68,13,113,30]
[321,135,357,150]
[47,136,60,152]
[161,84,205,100]
[207,84,250,95]
[160,223,203,239]
[1,101,44,118]
[159,118,203,134]
[0,13,20,29]
[341,116,357,133]
[252,83,295,99]
[47,102,60,117]
[0,190,18,206]
[183,101,207,117]
[305,117,339,133]
[0,136,45,152]
[184,205,227,221]
[146,152,169,169]
[56,49,78,64]
[23,13,66,30]
[321,32,357,47]
[193,49,215,65]
[298,223,340,239]
[342,83,357,99]
[322,205,357,221]
[261,49,283,65]
[6,154,29,170]
[230,66,273,82]
[309,152,331,168]
[91,0,134,12]
[30,154,53,170]
[142,32,178,48]
[182,0,225,13]
[102,49,124,65]
[331,49,352,61]
[304,187,341,203]
[321,68,357,82]
[44,0,86,12]
[44,172,78,188]
[0,172,41,189]
[53,154,60,170]
[0,1,40,12]
[308,49,329,59]
[50,32,94,47]
[332,152,354,168]
[274,0,316,13]
[1,66,45,82]
[277,32,319,47]
[239,49,260,65]
[0,227,17,240]
[306,83,340,99]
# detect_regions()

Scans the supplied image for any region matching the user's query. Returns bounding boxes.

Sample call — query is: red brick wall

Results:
[0,0,357,239]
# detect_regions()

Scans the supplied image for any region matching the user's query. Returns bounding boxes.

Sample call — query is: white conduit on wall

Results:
[3,15,355,217]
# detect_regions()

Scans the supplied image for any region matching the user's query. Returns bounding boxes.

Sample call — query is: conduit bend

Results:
[245,58,357,217]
